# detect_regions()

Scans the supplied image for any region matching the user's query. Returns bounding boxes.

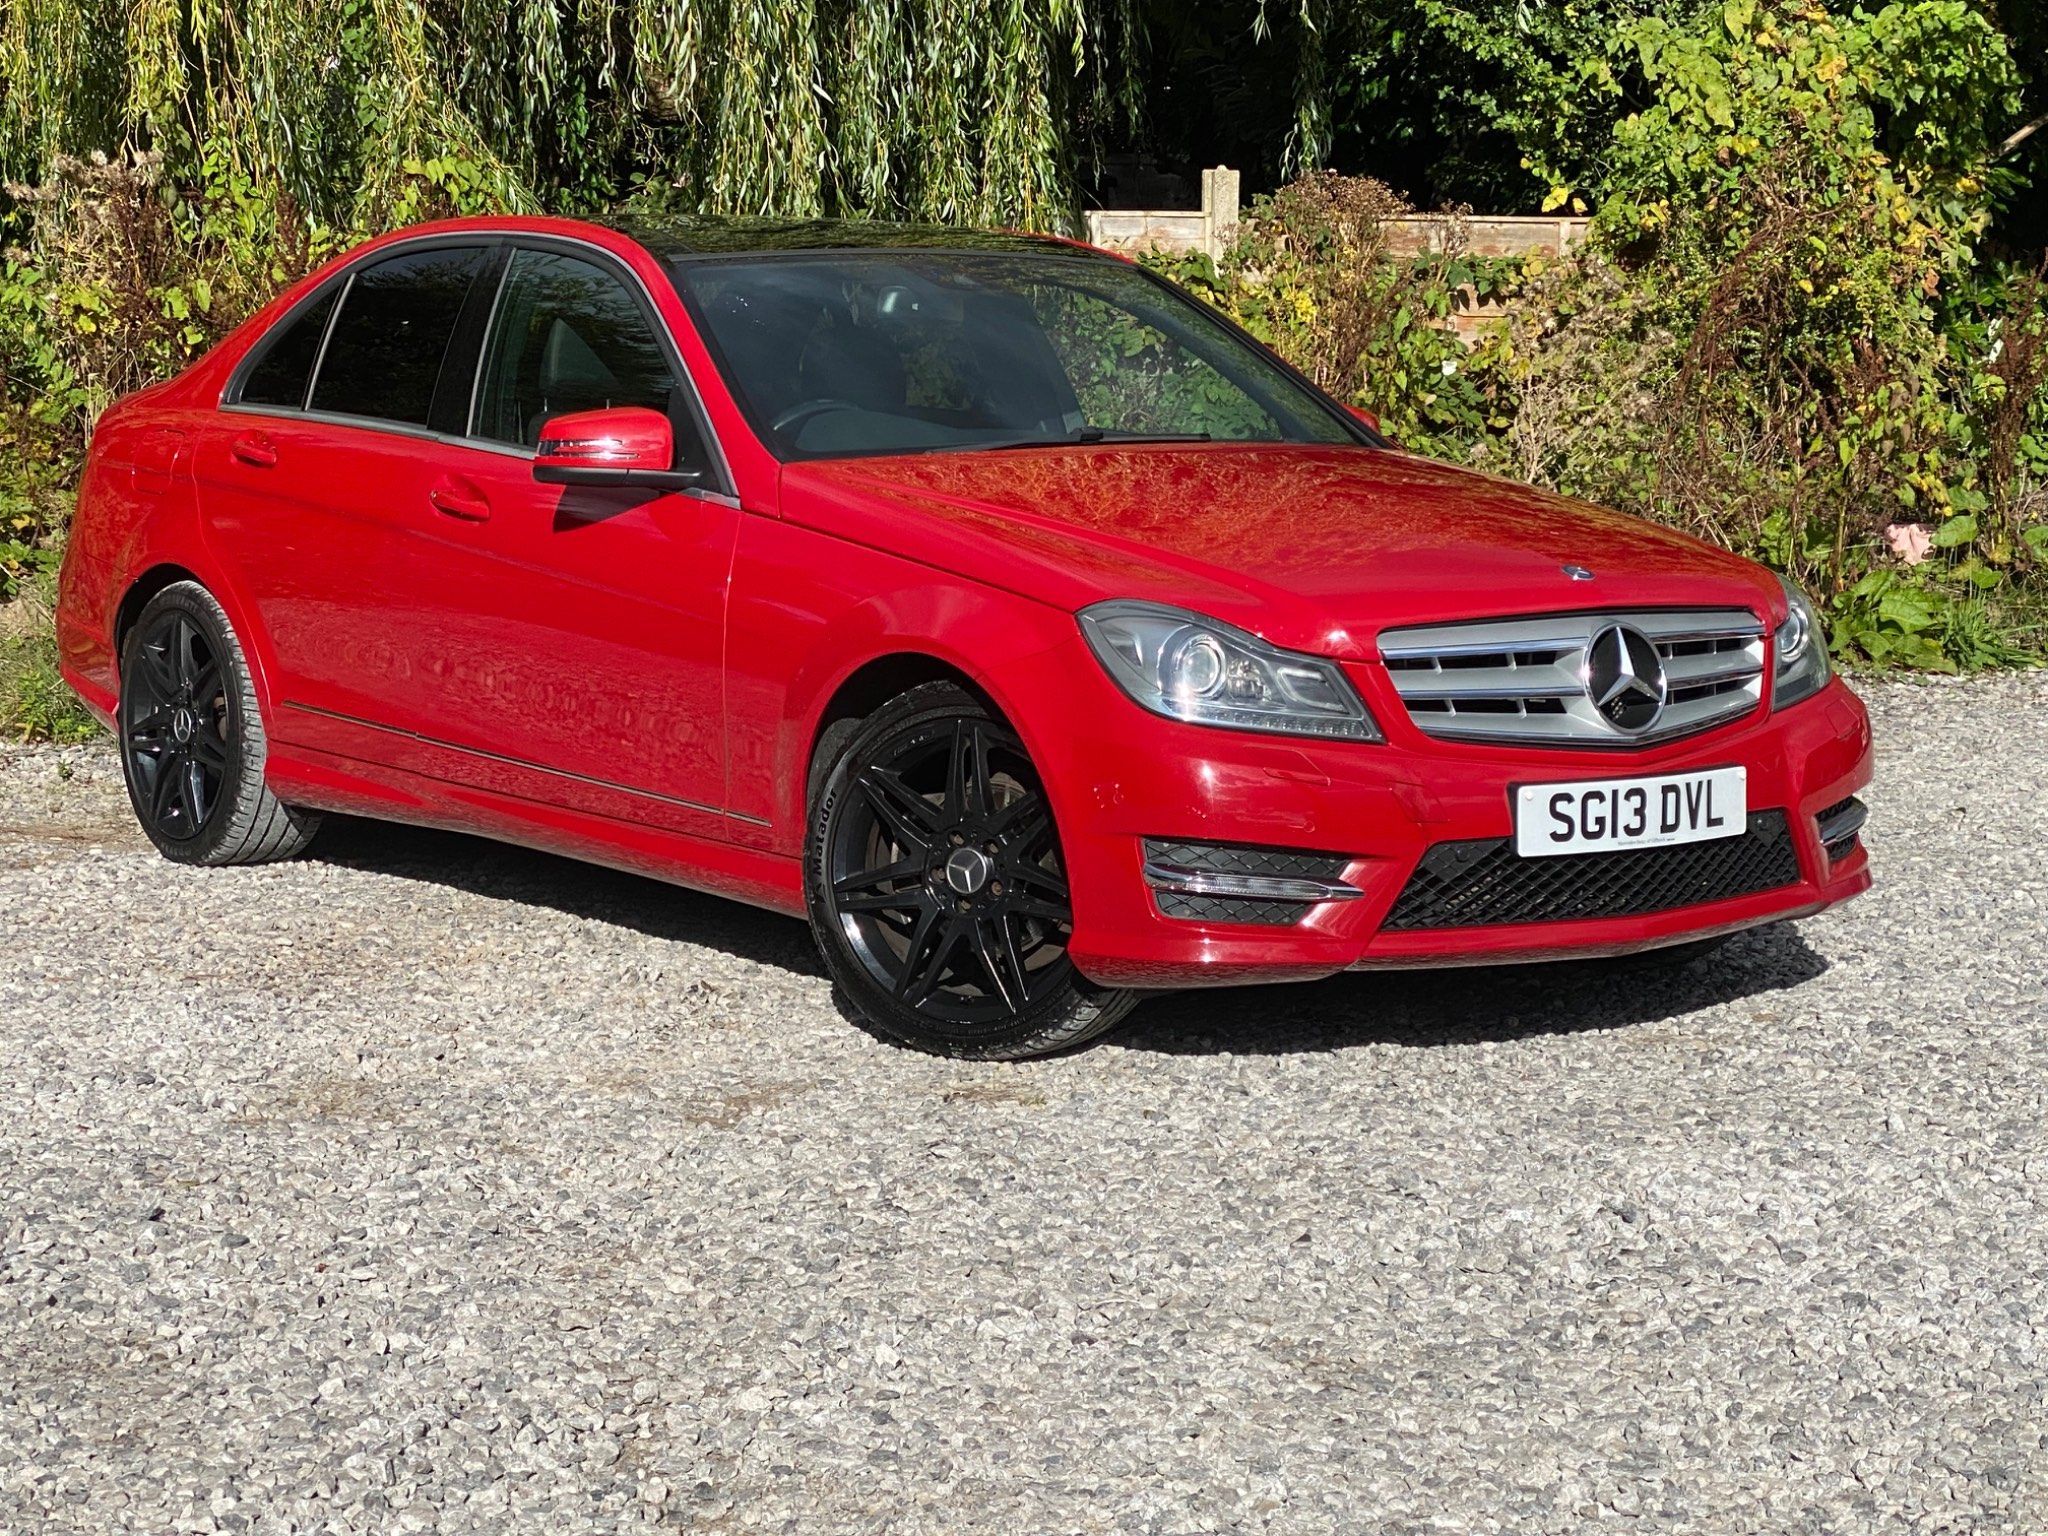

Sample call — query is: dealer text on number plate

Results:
[1514,766,1747,858]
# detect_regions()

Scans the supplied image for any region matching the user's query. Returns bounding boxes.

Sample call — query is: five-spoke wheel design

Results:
[806,682,1135,1058]
[122,607,232,841]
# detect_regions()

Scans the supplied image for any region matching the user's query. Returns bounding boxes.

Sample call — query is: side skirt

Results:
[264,740,808,918]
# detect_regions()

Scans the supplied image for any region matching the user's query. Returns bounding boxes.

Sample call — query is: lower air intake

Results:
[1384,810,1801,930]
[1815,795,1868,864]
[1143,839,1358,926]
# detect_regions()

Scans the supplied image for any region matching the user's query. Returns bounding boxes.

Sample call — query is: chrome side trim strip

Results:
[282,700,737,821]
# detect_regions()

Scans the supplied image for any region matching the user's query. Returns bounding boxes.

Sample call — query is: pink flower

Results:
[1884,522,1933,566]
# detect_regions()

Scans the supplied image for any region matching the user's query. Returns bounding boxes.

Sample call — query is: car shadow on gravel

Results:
[1113,923,1832,1055]
[307,815,823,977]
[306,816,1830,1057]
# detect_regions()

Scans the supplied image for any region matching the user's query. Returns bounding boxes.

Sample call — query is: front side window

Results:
[475,248,688,456]
[672,251,1361,460]
[309,245,488,428]
[237,285,339,409]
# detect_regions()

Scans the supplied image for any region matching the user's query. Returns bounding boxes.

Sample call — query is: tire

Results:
[804,682,1137,1059]
[117,581,321,866]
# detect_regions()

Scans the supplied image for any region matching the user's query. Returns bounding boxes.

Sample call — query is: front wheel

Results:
[118,581,321,865]
[805,682,1137,1059]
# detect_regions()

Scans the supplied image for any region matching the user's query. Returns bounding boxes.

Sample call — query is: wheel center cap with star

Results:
[1585,623,1668,734]
[944,846,995,896]
[171,707,197,745]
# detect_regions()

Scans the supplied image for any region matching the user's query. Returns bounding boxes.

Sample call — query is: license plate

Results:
[1514,767,1747,858]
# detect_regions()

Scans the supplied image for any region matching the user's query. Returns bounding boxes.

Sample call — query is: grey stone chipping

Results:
[1,673,2044,1533]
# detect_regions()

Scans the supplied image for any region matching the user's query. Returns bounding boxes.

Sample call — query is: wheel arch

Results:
[788,633,1067,851]
[114,563,208,655]
[809,652,997,763]
[112,561,281,728]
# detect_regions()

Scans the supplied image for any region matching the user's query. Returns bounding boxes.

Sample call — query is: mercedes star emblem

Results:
[1585,623,1667,734]
[1561,563,1595,582]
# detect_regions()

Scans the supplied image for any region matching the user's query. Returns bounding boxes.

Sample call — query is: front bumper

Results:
[1014,636,1873,990]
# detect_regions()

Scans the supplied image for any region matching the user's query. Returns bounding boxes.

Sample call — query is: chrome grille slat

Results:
[1389,668,1584,700]
[1379,608,1766,747]
[1661,650,1764,688]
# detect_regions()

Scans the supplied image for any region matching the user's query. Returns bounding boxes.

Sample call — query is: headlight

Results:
[1772,575,1831,709]
[1078,600,1381,741]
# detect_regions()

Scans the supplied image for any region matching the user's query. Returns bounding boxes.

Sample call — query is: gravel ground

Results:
[2,674,2045,1535]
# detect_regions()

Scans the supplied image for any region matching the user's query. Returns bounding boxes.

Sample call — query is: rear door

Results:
[195,239,499,764]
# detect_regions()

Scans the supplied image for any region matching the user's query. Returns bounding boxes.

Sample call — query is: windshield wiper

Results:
[940,426,1214,453]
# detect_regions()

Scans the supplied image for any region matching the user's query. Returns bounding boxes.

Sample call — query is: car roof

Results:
[594,212,1106,261]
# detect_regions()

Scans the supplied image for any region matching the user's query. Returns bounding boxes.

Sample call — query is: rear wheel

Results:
[118,581,321,865]
[805,682,1136,1059]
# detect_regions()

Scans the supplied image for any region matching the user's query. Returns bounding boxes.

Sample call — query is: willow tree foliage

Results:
[0,0,1141,229]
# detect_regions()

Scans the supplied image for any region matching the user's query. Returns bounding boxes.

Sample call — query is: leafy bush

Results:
[0,564,94,743]
[1149,173,1501,457]
[1531,0,2047,668]
[1166,5,2048,672]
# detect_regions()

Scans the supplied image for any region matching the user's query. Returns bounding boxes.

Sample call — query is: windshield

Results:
[669,250,1365,461]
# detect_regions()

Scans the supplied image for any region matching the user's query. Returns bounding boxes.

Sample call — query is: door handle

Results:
[428,480,491,523]
[230,432,277,468]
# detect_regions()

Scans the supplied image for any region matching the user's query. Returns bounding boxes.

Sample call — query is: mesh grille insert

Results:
[1155,891,1311,926]
[1384,811,1801,930]
[1143,840,1349,882]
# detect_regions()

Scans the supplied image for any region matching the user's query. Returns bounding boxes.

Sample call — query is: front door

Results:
[385,242,740,837]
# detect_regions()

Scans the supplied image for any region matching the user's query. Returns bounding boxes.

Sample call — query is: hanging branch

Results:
[1,0,1160,232]
[1997,113,2048,159]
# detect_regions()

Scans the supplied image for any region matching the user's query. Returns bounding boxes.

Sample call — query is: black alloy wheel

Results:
[117,581,321,866]
[834,714,1068,1019]
[123,606,232,842]
[806,683,1136,1058]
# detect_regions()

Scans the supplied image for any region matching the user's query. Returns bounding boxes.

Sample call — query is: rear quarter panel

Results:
[58,391,280,720]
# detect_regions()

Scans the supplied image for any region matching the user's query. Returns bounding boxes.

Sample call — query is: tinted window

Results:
[238,286,338,409]
[476,249,686,453]
[673,252,1358,460]
[309,246,487,427]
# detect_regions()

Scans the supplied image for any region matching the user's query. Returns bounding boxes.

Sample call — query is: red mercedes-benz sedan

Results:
[57,215,1872,1057]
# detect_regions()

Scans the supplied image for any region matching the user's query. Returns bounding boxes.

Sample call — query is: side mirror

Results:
[1346,403,1383,436]
[533,406,702,491]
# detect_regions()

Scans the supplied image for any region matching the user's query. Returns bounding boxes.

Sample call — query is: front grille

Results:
[1384,810,1800,930]
[1380,608,1766,747]
[1143,839,1355,926]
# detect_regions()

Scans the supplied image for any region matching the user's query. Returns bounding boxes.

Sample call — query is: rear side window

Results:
[237,285,338,409]
[474,248,686,453]
[310,246,488,427]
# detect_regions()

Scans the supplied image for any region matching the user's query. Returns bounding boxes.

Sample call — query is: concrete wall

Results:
[1083,171,1588,265]
[1383,215,1591,258]
[1083,167,1240,261]
[1081,172,1591,345]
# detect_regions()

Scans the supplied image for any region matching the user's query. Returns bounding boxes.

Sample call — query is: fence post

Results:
[1201,166,1240,262]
